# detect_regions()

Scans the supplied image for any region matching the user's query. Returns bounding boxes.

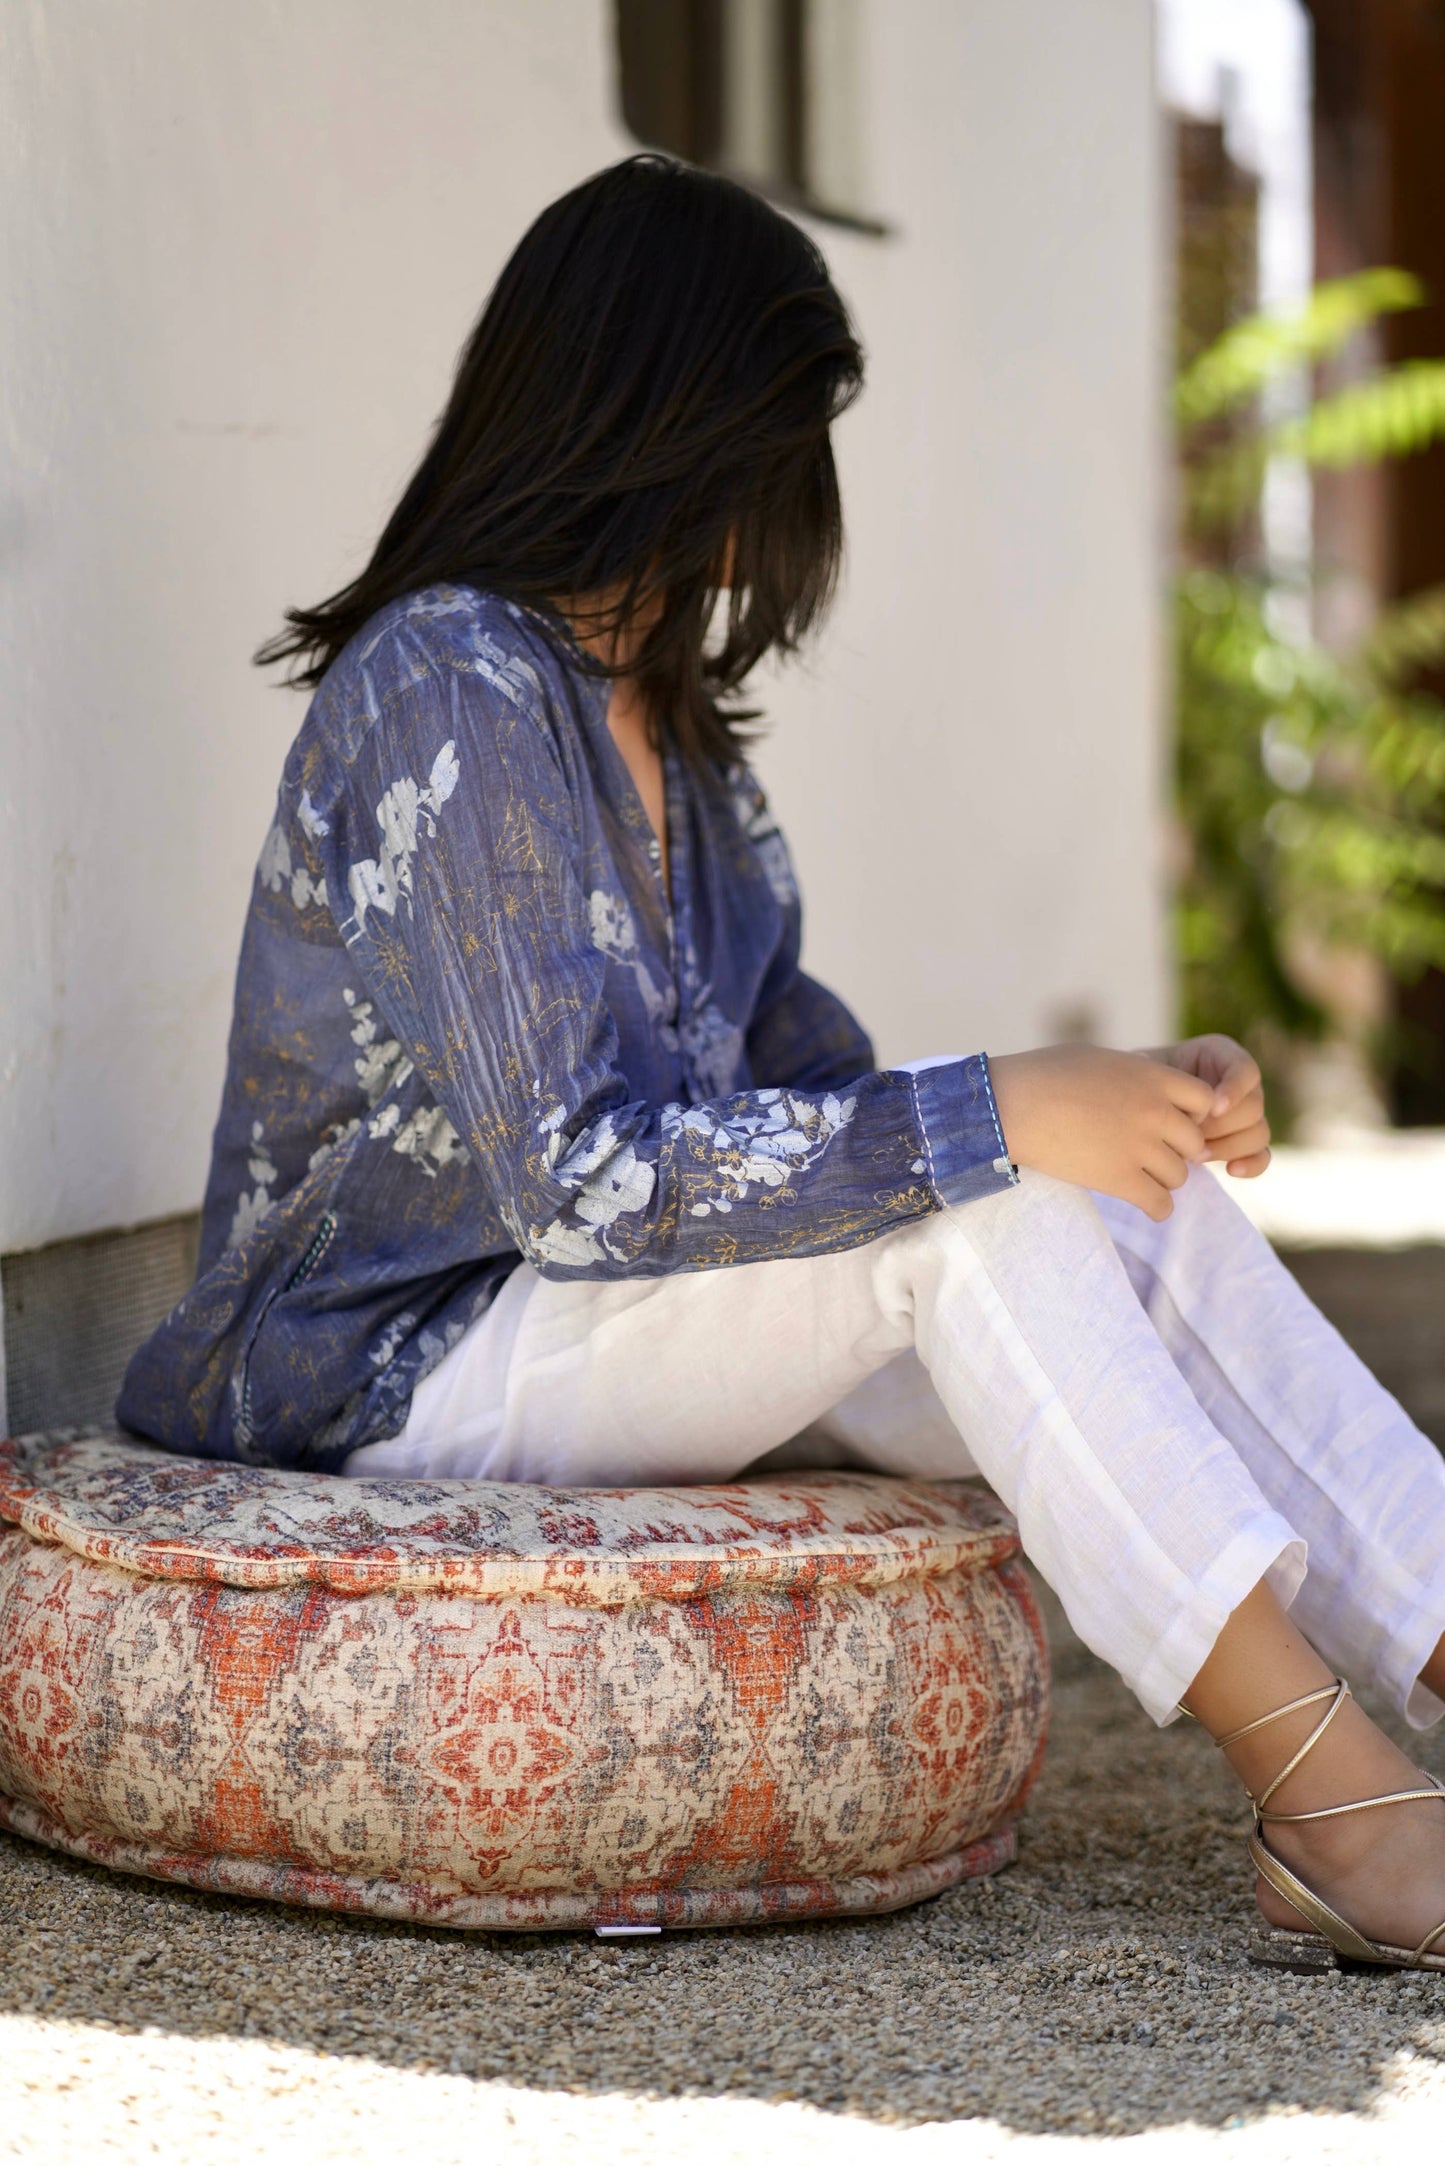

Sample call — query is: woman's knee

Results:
[934,1164,1113,1263]
[1093,1159,1254,1268]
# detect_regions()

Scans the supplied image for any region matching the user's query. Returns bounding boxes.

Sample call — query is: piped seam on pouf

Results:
[0,1787,1021,1933]
[0,1433,1023,1602]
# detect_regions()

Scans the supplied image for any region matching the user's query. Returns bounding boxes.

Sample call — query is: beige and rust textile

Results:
[0,1430,1049,1930]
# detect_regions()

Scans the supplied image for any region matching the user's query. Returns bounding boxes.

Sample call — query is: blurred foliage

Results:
[1174,270,1445,1122]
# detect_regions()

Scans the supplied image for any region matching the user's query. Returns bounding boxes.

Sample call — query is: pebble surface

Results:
[2,1589,1443,2162]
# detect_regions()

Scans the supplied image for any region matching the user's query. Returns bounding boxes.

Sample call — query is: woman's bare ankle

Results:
[1181,1578,1337,1802]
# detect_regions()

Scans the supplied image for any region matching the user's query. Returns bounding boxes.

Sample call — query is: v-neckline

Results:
[581,667,711,1090]
[593,677,676,917]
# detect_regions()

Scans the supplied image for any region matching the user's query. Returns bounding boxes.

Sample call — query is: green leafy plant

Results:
[1174,270,1445,1122]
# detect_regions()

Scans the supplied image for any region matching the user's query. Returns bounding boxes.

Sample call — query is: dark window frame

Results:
[614,0,891,240]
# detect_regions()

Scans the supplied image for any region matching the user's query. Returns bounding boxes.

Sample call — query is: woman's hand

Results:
[1140,1034,1272,1180]
[989,1044,1215,1221]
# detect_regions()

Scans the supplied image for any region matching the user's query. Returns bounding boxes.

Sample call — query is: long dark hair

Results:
[256,154,864,769]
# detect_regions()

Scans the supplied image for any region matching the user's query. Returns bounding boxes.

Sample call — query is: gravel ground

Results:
[2,1590,1443,2163]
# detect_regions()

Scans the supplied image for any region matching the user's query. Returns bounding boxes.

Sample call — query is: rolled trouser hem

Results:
[1387,1577,1445,1729]
[1403,1675,1445,1732]
[1290,1537,1445,1730]
[1132,1515,1308,1728]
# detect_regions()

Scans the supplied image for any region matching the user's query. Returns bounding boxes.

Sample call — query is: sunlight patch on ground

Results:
[3,2011,1443,2165]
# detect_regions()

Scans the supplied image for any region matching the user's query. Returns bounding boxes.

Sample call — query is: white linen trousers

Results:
[345,1164,1445,1729]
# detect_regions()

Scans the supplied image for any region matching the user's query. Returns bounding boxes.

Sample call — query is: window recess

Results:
[615,0,887,237]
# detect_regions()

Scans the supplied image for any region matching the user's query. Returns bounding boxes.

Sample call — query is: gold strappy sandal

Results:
[1211,1678,1445,1974]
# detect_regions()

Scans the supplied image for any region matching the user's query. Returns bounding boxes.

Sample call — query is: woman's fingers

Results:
[1224,1144,1272,1179]
[1132,1172,1176,1222]
[1203,1083,1266,1142]
[1207,1045,1261,1120]
[1143,1143,1194,1193]
[1163,1109,1209,1164]
[1160,1065,1215,1121]
[1160,1033,1262,1119]
[1203,1116,1271,1163]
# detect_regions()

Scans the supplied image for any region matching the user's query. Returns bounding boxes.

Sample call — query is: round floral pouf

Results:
[0,1428,1049,1932]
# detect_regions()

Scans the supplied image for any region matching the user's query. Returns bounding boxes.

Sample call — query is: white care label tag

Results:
[594,1923,662,1937]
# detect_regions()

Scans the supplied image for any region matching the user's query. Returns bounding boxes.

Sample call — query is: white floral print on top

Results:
[120,585,1015,1470]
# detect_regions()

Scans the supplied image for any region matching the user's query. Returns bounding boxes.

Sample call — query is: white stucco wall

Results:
[752,0,1168,1074]
[0,0,1165,1254]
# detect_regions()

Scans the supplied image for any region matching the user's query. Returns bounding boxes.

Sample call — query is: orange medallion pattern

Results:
[0,1430,1049,1931]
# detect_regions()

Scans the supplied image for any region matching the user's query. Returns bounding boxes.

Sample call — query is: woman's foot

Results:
[1247,1693,1445,1954]
[1182,1580,1445,1959]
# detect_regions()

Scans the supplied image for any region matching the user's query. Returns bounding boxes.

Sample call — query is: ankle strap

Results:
[1204,1676,1445,1836]
[1212,1677,1350,1816]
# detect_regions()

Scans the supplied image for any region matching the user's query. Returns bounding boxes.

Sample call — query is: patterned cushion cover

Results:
[0,1429,1049,1931]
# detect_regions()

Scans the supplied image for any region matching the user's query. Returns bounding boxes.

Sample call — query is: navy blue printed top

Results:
[118,586,1017,1470]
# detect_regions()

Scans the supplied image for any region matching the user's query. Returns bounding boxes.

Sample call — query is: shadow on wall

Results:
[0,1216,199,1435]
[6,1217,1445,1456]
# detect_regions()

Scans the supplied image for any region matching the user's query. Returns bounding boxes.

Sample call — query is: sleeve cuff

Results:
[896,1052,1019,1208]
